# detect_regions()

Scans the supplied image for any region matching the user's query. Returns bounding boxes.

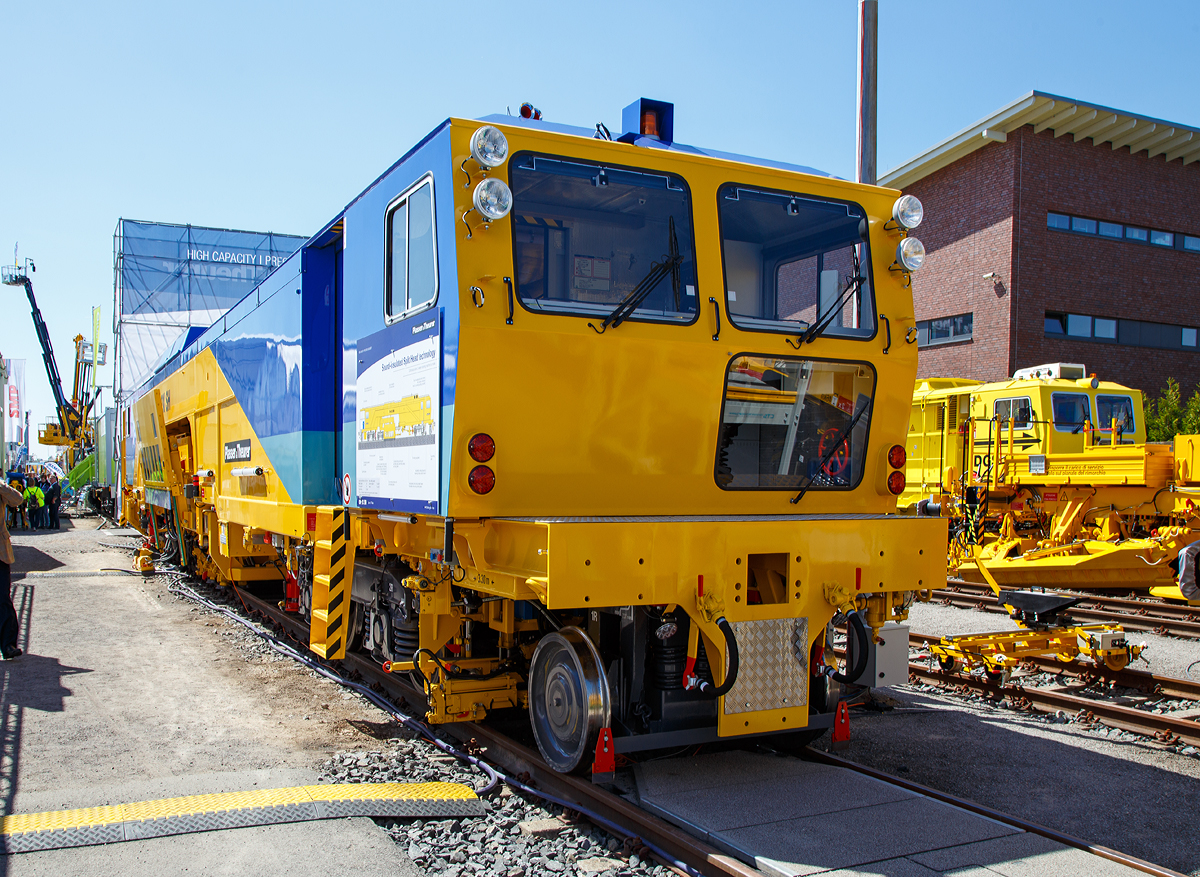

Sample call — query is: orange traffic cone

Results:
[831,701,850,750]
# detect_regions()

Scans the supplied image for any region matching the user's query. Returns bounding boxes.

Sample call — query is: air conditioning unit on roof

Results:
[1012,363,1086,381]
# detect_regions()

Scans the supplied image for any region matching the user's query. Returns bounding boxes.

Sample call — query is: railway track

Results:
[907,632,1200,702]
[906,660,1200,748]
[932,582,1200,638]
[178,579,1187,877]
[230,587,757,877]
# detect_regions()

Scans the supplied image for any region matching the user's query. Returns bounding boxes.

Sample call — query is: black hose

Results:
[833,611,870,684]
[693,616,740,696]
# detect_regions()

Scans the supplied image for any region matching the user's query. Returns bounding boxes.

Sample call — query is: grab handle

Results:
[709,296,722,341]
[504,277,514,325]
[880,313,891,354]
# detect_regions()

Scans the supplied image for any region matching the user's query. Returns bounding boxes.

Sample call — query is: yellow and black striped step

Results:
[1,781,480,853]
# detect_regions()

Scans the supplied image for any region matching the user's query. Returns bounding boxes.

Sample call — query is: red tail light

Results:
[468,466,495,494]
[468,433,495,462]
[887,470,906,495]
[887,444,906,469]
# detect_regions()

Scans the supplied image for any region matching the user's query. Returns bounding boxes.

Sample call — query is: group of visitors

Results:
[4,469,63,532]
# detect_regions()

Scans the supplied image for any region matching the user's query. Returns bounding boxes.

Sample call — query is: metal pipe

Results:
[855,0,878,185]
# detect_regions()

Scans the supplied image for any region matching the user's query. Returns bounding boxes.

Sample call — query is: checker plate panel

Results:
[723,617,809,715]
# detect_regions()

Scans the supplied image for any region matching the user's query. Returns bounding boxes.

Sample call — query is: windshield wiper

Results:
[789,399,871,505]
[589,217,682,334]
[787,248,865,349]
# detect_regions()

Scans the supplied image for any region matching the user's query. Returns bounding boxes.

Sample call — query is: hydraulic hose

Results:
[687,616,740,697]
[832,611,870,685]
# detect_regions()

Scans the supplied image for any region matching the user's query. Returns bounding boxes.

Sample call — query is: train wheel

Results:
[299,580,312,622]
[937,656,957,672]
[528,627,611,773]
[984,668,1008,686]
[1103,654,1129,672]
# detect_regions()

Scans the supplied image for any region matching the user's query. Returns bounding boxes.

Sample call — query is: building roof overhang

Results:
[880,91,1200,190]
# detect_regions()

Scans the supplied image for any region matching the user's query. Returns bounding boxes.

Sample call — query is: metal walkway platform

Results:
[635,750,1154,877]
[0,782,480,853]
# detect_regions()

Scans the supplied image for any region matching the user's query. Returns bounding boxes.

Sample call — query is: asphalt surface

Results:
[1,517,424,876]
[809,600,1200,876]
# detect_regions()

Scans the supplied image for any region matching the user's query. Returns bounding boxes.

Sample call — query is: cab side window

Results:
[386,176,438,321]
[993,396,1032,429]
[1051,393,1091,432]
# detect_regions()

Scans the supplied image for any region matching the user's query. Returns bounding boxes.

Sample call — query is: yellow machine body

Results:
[903,370,1200,591]
[122,112,946,762]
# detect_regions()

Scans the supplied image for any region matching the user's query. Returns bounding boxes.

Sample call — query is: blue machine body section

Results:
[338,122,459,511]
[130,120,458,512]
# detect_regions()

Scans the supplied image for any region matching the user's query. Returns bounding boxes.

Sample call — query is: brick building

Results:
[880,91,1200,395]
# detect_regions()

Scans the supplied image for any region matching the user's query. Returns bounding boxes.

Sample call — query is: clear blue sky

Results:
[3,0,1198,451]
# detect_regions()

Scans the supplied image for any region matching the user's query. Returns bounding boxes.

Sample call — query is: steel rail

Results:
[804,748,1189,877]
[233,589,758,877]
[907,662,1200,747]
[945,579,1200,620]
[229,587,1188,877]
[907,631,1200,701]
[931,587,1200,638]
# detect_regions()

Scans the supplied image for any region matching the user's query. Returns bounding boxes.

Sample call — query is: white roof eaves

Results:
[879,91,1200,189]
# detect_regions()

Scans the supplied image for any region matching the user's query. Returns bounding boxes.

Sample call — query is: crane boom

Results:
[2,261,84,444]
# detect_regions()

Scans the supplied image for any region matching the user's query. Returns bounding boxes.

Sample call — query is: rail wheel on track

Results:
[528,627,610,773]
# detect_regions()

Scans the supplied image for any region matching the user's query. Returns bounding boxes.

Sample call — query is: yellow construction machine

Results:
[902,363,1200,604]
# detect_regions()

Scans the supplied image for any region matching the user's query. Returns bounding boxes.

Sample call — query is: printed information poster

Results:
[355,311,440,513]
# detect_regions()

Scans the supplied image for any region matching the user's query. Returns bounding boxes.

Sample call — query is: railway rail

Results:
[906,661,1200,748]
[216,581,1186,877]
[229,586,757,877]
[932,582,1200,639]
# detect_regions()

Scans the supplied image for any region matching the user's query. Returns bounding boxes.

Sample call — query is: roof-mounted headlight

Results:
[892,194,923,230]
[896,237,926,272]
[470,125,509,168]
[473,178,513,221]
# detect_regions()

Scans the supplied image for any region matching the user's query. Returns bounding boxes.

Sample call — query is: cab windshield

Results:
[509,154,698,324]
[719,185,874,338]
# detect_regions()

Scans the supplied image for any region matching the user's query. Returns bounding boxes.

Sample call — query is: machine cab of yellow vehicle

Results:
[122,100,948,773]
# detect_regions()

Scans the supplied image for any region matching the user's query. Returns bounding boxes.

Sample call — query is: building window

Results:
[1066,314,1091,337]
[917,312,972,347]
[1046,211,1199,255]
[1045,310,1199,352]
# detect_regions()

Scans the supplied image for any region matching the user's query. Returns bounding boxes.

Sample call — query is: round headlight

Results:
[892,194,923,230]
[473,178,513,221]
[896,237,926,272]
[470,125,509,168]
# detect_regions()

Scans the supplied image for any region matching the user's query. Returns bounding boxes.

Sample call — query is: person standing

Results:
[22,482,44,531]
[0,478,24,659]
[44,475,61,531]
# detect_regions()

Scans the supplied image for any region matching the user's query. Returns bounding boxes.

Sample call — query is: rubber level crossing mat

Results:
[0,782,482,853]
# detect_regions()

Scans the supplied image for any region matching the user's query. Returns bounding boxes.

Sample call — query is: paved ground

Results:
[804,600,1200,876]
[635,750,1152,877]
[1,518,424,876]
